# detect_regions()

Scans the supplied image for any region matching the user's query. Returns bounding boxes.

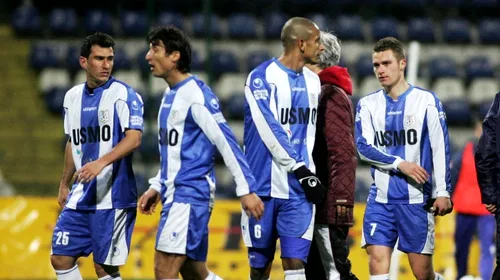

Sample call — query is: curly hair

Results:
[318,31,341,69]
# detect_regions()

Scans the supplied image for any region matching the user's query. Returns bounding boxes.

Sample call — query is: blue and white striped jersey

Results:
[355,85,451,204]
[63,77,144,210]
[244,58,321,199]
[148,76,256,207]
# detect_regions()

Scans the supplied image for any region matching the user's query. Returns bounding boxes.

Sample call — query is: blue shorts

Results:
[51,207,136,265]
[156,202,211,262]
[241,197,315,268]
[361,199,435,254]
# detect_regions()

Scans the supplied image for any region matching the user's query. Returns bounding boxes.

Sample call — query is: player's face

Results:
[80,45,114,88]
[145,40,179,78]
[301,27,324,65]
[373,49,406,88]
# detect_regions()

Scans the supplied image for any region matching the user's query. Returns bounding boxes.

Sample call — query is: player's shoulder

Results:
[64,83,85,104]
[110,78,144,103]
[302,66,320,83]
[177,75,217,107]
[409,86,440,106]
[246,59,275,83]
[359,89,384,106]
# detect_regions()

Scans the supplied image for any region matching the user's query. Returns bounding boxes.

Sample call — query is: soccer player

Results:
[50,32,144,280]
[355,37,453,280]
[138,26,264,280]
[241,17,326,280]
[305,31,358,280]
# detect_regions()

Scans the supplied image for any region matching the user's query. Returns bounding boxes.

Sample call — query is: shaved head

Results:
[281,17,319,49]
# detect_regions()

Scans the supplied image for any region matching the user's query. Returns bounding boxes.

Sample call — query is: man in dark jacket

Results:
[475,93,500,280]
[305,31,358,280]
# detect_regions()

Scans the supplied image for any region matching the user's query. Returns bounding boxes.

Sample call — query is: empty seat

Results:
[436,0,465,7]
[210,50,240,75]
[358,77,381,96]
[30,44,59,70]
[334,15,364,41]
[226,93,246,120]
[49,8,78,36]
[468,78,498,105]
[65,46,82,72]
[442,99,471,126]
[84,9,114,34]
[442,18,471,43]
[73,70,87,84]
[355,54,374,79]
[371,17,399,40]
[39,69,71,94]
[246,50,271,72]
[120,10,148,37]
[113,47,132,70]
[428,56,458,79]
[407,18,436,42]
[11,5,41,35]
[263,12,288,39]
[471,0,499,8]
[191,13,222,38]
[465,56,495,80]
[150,76,169,96]
[307,14,330,31]
[479,19,500,44]
[228,13,258,39]
[191,49,204,72]
[44,88,67,115]
[215,73,247,102]
[113,70,145,93]
[432,78,465,102]
[157,12,184,30]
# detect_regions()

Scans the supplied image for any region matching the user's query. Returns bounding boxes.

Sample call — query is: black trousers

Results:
[305,225,358,280]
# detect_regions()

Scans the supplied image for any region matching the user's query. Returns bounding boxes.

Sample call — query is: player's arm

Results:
[475,93,500,205]
[76,91,144,183]
[244,73,305,172]
[355,99,403,170]
[58,101,75,208]
[191,101,264,219]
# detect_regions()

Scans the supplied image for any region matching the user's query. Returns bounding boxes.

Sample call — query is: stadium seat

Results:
[73,70,87,84]
[399,0,428,6]
[431,78,465,102]
[192,13,222,38]
[478,100,495,120]
[29,44,59,70]
[139,129,160,163]
[407,18,436,42]
[191,49,204,72]
[113,70,145,94]
[215,74,247,102]
[113,47,132,70]
[442,18,471,43]
[226,93,246,120]
[263,12,288,39]
[228,13,258,39]
[428,56,458,79]
[157,12,184,30]
[442,99,471,126]
[210,50,240,75]
[479,19,500,44]
[468,78,498,105]
[49,8,78,36]
[144,91,165,120]
[471,0,499,8]
[358,77,381,96]
[246,50,271,72]
[371,17,399,40]
[43,88,67,115]
[65,46,82,72]
[334,15,364,41]
[436,0,465,7]
[150,75,169,96]
[355,54,374,79]
[11,5,41,35]
[84,9,114,34]
[136,48,150,76]
[120,10,149,37]
[307,14,330,31]
[39,69,71,94]
[465,56,495,80]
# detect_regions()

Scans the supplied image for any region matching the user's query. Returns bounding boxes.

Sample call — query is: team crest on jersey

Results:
[405,115,416,127]
[132,100,139,111]
[210,98,219,110]
[252,78,263,88]
[99,110,110,124]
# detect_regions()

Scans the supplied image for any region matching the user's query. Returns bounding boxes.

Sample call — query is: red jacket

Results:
[312,66,357,226]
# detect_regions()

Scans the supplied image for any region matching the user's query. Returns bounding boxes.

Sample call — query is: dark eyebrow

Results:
[95,55,114,60]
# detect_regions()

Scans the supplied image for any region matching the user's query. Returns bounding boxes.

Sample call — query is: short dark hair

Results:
[147,26,191,73]
[80,32,115,58]
[373,37,406,61]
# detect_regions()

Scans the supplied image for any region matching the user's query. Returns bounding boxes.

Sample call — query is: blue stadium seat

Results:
[407,18,436,42]
[226,93,246,120]
[371,17,399,40]
[355,54,374,79]
[479,19,500,44]
[471,0,499,8]
[65,46,81,72]
[192,13,222,38]
[436,0,465,7]
[85,10,114,34]
[228,13,258,39]
[191,49,204,72]
[157,12,184,29]
[263,12,288,39]
[49,8,77,36]
[139,130,160,163]
[30,44,59,70]
[399,0,428,7]
[334,15,364,41]
[307,14,330,31]
[11,5,41,35]
[465,56,495,80]
[137,48,150,76]
[442,18,471,43]
[428,56,458,79]
[442,99,471,126]
[479,100,494,120]
[44,88,67,115]
[210,50,239,75]
[113,47,132,70]
[246,50,271,72]
[120,10,149,37]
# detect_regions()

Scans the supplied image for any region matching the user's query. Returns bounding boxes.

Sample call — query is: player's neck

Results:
[278,52,305,73]
[384,78,410,100]
[165,71,191,88]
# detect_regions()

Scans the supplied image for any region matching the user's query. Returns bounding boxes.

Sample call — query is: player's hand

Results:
[240,193,264,221]
[138,188,161,215]
[336,205,352,221]
[76,159,107,183]
[57,185,69,209]
[294,166,327,204]
[432,197,453,216]
[484,204,497,215]
[397,161,429,184]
